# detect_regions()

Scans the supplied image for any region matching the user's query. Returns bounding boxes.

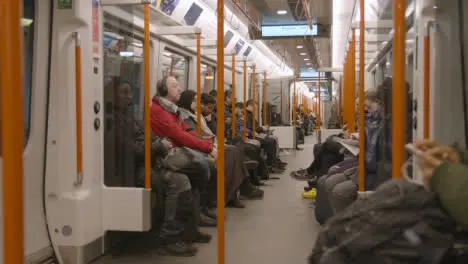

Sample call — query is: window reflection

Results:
[201,63,215,93]
[103,17,145,187]
[161,49,189,90]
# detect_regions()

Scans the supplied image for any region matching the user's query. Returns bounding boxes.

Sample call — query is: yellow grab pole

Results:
[358,0,366,192]
[1,1,25,263]
[72,31,83,188]
[349,29,356,132]
[263,71,267,126]
[196,33,202,134]
[243,60,247,140]
[144,4,151,189]
[231,55,236,138]
[216,0,226,262]
[344,56,349,127]
[293,78,297,126]
[423,25,431,139]
[392,0,406,179]
[317,72,321,129]
[252,65,256,139]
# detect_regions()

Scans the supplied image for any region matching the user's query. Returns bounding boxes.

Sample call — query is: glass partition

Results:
[102,13,145,187]
[161,49,189,90]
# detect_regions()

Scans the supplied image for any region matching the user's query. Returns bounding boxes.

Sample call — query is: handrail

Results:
[349,29,356,133]
[197,33,202,134]
[231,55,236,138]
[293,78,297,126]
[317,72,321,129]
[73,32,84,187]
[1,1,25,263]
[252,65,256,139]
[263,71,267,126]
[243,60,247,140]
[392,0,407,179]
[358,0,366,192]
[216,0,226,263]
[423,21,435,139]
[144,4,151,189]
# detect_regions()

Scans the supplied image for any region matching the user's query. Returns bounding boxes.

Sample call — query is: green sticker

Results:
[58,0,72,9]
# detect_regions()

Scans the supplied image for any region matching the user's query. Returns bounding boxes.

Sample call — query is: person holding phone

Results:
[414,140,468,229]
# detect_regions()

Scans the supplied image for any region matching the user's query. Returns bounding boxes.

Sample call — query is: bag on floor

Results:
[309,179,457,264]
[314,174,334,225]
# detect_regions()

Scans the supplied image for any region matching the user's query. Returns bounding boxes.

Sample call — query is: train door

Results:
[19,0,55,262]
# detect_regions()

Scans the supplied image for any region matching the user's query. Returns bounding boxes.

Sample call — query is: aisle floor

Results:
[96,136,321,264]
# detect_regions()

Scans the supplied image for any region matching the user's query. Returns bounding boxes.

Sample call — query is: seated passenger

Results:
[150,76,218,225]
[178,90,264,205]
[111,81,209,257]
[245,99,287,172]
[414,139,468,229]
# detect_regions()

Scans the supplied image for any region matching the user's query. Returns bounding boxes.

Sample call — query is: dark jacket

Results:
[246,110,263,134]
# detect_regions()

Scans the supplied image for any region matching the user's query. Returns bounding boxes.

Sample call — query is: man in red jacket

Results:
[151,76,218,158]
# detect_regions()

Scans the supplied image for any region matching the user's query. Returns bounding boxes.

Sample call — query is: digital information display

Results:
[300,69,326,78]
[261,24,318,37]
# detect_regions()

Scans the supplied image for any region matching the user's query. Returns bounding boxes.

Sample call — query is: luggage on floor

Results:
[309,179,457,264]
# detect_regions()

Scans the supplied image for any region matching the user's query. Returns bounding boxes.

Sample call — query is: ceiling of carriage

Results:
[235,0,333,73]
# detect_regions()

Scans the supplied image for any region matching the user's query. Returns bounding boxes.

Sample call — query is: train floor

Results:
[94,136,321,264]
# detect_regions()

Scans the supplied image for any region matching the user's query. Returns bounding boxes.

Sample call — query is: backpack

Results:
[309,179,457,264]
[376,77,413,186]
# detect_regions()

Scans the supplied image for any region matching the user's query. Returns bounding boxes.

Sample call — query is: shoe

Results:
[296,147,304,150]
[157,241,198,257]
[301,188,317,199]
[203,207,217,219]
[269,167,284,174]
[240,185,264,200]
[290,169,309,181]
[226,197,245,208]
[195,231,212,243]
[199,213,217,227]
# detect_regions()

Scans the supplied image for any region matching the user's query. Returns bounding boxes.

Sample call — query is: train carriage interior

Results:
[2,0,468,263]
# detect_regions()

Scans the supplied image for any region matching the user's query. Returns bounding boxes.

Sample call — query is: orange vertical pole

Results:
[216,0,226,262]
[423,28,431,139]
[392,0,406,179]
[243,60,247,140]
[349,30,356,132]
[73,32,83,188]
[343,56,349,127]
[252,65,256,139]
[1,0,25,263]
[196,33,202,134]
[317,72,321,129]
[293,78,297,126]
[263,71,267,126]
[144,4,151,189]
[358,0,366,192]
[231,55,236,138]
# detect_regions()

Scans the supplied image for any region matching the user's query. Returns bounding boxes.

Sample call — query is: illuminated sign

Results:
[261,24,318,37]
[300,69,326,78]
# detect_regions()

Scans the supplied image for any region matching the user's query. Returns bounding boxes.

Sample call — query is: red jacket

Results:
[151,96,213,153]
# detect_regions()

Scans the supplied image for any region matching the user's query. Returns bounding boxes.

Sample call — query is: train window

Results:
[102,16,146,187]
[161,49,189,90]
[201,63,215,93]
